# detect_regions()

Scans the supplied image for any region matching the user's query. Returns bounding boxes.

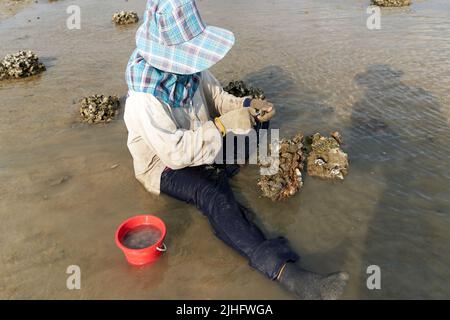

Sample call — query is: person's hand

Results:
[248,99,276,122]
[214,108,256,136]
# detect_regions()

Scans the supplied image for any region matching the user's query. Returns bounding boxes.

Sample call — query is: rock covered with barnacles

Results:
[112,11,139,25]
[371,0,411,7]
[79,95,120,124]
[223,80,266,100]
[223,79,349,199]
[0,50,46,80]
[258,133,305,201]
[305,132,348,180]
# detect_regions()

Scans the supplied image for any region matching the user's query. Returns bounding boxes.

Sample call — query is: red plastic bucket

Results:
[115,215,167,266]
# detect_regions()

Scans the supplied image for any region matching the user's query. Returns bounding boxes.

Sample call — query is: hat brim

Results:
[137,26,235,75]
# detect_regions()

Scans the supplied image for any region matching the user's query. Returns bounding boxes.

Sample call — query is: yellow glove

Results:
[214,108,256,136]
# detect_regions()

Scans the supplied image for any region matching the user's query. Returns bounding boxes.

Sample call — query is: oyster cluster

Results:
[258,134,305,201]
[79,95,120,124]
[112,11,139,25]
[0,50,46,80]
[371,0,411,7]
[223,80,266,100]
[223,79,349,200]
[305,132,348,180]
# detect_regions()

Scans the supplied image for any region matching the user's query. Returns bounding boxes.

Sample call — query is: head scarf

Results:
[126,49,201,108]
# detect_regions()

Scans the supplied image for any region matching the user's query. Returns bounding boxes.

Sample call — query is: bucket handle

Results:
[156,243,167,252]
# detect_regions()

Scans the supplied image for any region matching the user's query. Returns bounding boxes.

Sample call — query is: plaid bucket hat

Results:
[135,0,235,75]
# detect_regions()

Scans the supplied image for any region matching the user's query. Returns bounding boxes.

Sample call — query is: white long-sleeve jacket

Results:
[124,70,245,194]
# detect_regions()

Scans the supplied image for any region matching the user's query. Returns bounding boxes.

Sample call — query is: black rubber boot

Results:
[278,263,349,300]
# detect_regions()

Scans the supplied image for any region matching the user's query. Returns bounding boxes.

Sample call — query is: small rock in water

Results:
[258,133,305,201]
[305,133,349,180]
[0,50,46,80]
[371,0,411,7]
[121,225,161,249]
[49,175,70,186]
[79,94,120,124]
[223,80,266,100]
[112,11,139,25]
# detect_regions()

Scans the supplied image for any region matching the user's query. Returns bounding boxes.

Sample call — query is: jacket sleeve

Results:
[127,93,223,170]
[201,70,246,116]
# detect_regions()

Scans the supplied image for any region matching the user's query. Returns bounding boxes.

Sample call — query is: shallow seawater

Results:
[0,0,449,299]
[122,225,161,250]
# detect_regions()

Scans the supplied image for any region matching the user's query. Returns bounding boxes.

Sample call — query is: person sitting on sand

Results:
[123,0,348,299]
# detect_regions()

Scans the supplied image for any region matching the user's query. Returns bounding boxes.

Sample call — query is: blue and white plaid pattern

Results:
[131,0,235,75]
[157,0,205,45]
[126,49,201,108]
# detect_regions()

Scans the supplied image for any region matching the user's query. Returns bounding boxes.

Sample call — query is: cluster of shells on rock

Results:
[225,80,350,201]
[258,133,305,201]
[79,95,120,124]
[0,50,46,80]
[371,0,411,7]
[223,80,266,100]
[304,132,349,180]
[112,11,139,25]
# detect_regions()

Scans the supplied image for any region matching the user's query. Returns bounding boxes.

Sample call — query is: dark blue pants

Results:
[160,122,299,279]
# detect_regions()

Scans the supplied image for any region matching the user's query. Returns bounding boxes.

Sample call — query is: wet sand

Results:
[1,0,449,299]
[0,0,33,20]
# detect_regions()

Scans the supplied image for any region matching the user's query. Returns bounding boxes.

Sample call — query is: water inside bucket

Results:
[121,225,162,249]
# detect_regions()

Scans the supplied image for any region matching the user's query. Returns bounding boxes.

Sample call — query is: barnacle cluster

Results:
[305,133,349,180]
[79,95,120,124]
[112,11,139,25]
[0,50,46,80]
[371,0,411,7]
[223,80,266,100]
[258,133,305,201]
[224,80,349,200]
